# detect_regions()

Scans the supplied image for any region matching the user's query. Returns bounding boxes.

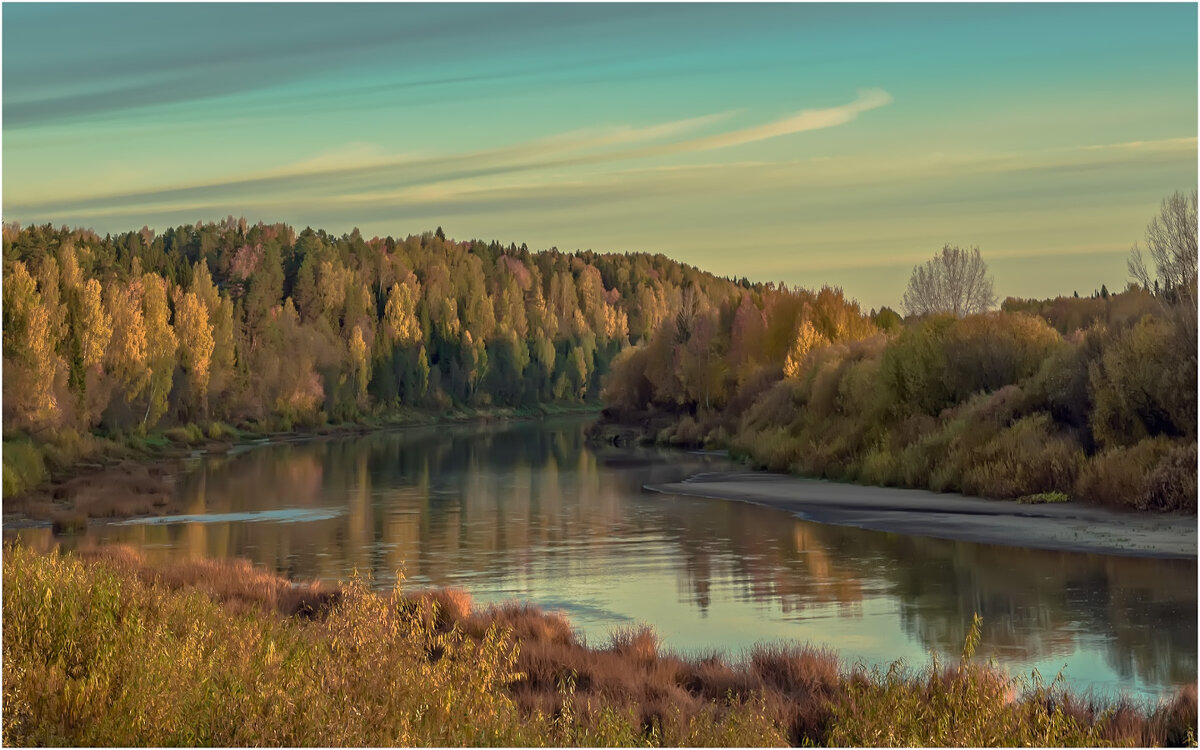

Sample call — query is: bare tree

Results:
[902,244,996,318]
[1128,190,1197,340]
[674,284,700,344]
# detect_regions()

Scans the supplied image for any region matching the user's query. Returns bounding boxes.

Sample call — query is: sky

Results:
[3,3,1196,311]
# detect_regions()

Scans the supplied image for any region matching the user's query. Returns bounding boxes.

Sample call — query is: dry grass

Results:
[77,545,343,618]
[5,546,1196,747]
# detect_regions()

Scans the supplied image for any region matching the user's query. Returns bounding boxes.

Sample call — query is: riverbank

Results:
[4,544,1195,747]
[3,403,600,530]
[647,471,1198,559]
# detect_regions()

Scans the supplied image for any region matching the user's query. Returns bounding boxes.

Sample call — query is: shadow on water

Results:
[9,415,1195,700]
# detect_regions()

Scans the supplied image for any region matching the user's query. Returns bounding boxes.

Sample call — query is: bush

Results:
[733,427,801,473]
[1025,330,1102,433]
[958,414,1084,499]
[601,345,655,416]
[164,424,205,445]
[879,314,956,417]
[941,313,1063,404]
[665,415,706,447]
[1142,442,1198,512]
[855,443,898,486]
[2,438,47,497]
[1090,316,1197,449]
[206,422,236,441]
[617,293,1192,514]
[1074,437,1176,509]
[739,380,804,436]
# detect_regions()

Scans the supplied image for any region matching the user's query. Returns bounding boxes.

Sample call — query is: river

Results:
[8,415,1196,701]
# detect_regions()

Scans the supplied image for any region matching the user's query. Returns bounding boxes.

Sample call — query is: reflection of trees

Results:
[655,503,1195,688]
[1095,557,1197,687]
[874,535,1196,687]
[27,415,1195,694]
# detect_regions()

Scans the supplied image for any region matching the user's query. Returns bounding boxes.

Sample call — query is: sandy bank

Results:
[646,472,1197,559]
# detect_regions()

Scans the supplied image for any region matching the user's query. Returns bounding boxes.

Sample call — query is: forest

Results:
[4,196,1196,513]
[1,218,758,494]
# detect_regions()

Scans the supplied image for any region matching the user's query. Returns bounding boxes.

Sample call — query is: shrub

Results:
[1025,332,1100,433]
[1142,442,1198,512]
[879,314,956,417]
[163,423,205,445]
[739,380,804,435]
[666,415,706,447]
[2,438,47,497]
[941,312,1064,404]
[958,413,1084,499]
[1074,437,1176,509]
[1089,316,1197,448]
[734,427,801,473]
[602,345,655,416]
[855,443,898,486]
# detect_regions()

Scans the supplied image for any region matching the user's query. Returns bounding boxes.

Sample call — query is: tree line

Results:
[603,192,1198,511]
[2,219,757,437]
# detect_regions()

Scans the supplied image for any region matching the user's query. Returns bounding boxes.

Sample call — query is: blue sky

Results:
[4,3,1196,309]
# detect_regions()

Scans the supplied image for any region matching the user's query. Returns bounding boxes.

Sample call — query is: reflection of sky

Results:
[4,3,1197,310]
[7,418,1194,702]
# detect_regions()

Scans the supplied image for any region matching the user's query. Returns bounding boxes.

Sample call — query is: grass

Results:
[1018,491,1071,504]
[4,545,1196,747]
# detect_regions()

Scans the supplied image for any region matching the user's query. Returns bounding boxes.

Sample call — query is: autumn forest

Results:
[3,196,1197,514]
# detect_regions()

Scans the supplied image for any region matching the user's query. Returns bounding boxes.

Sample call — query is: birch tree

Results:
[902,245,996,318]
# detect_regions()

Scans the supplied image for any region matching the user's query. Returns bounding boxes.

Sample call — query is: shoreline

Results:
[646,471,1198,559]
[3,404,601,530]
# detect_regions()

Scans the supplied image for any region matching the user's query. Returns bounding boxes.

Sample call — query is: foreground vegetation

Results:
[4,545,1196,746]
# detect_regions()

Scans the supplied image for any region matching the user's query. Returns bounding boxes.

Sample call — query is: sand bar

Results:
[646,472,1197,559]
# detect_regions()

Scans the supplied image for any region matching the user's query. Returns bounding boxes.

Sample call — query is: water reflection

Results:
[8,417,1195,700]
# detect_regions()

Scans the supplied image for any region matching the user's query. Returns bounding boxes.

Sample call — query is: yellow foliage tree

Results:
[78,278,112,370]
[783,319,829,378]
[104,279,149,401]
[349,325,370,404]
[2,262,60,427]
[33,256,67,354]
[383,282,421,344]
[141,274,177,428]
[174,289,216,416]
[191,261,235,370]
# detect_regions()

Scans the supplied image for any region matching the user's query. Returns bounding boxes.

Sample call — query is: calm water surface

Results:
[10,416,1196,701]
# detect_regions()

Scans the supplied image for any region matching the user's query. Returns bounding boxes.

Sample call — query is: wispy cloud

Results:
[1076,136,1198,152]
[660,88,893,153]
[7,93,883,217]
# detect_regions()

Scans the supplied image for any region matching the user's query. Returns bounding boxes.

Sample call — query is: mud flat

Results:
[647,472,1197,559]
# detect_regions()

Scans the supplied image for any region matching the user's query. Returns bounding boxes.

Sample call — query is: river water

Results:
[9,416,1196,701]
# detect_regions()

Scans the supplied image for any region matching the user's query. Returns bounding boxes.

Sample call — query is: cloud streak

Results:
[661,88,894,153]
[8,90,890,217]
